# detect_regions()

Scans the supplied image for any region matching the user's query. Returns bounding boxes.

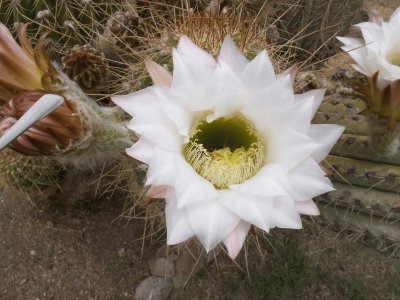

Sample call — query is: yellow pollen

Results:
[387,52,400,66]
[183,114,265,189]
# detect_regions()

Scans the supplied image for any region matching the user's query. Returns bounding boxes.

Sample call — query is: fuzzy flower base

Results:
[113,36,344,259]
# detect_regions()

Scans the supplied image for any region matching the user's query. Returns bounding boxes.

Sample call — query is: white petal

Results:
[295,200,320,216]
[240,50,276,92]
[186,197,241,252]
[146,147,176,186]
[126,137,154,164]
[171,47,215,96]
[278,64,298,84]
[153,87,193,137]
[267,129,321,170]
[112,88,153,117]
[290,158,334,202]
[231,164,289,198]
[337,36,364,52]
[278,97,314,134]
[218,35,248,75]
[223,221,251,260]
[390,6,400,27]
[243,74,295,118]
[174,156,217,208]
[177,36,216,68]
[144,58,172,87]
[165,188,195,245]
[205,61,247,120]
[270,196,302,229]
[355,22,383,45]
[146,185,168,199]
[307,124,345,162]
[295,88,325,116]
[219,190,274,232]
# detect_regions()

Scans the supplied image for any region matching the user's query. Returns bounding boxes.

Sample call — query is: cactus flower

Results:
[337,7,400,87]
[113,36,344,259]
[0,23,56,101]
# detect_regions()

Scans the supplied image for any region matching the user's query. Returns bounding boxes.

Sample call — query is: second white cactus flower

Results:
[113,36,344,259]
[338,7,400,87]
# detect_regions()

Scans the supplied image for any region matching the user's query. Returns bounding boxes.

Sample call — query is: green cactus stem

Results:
[330,134,400,166]
[325,155,400,193]
[316,195,400,257]
[0,149,61,194]
[272,0,364,58]
[313,112,368,136]
[318,95,367,115]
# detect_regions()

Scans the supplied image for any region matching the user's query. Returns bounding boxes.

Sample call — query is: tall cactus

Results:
[0,0,122,52]
[271,0,364,58]
[312,54,400,256]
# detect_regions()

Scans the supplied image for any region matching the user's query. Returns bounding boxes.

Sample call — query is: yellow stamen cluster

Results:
[184,114,265,189]
[387,52,400,67]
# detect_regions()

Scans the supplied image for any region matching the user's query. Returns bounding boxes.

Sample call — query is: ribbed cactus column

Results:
[312,54,400,255]
[272,0,364,58]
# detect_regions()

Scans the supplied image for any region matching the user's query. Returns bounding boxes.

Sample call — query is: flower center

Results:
[387,52,400,66]
[183,114,265,189]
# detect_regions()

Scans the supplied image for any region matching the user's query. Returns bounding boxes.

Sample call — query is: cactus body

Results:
[272,0,364,58]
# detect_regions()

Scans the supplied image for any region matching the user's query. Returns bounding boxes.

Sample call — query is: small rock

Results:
[149,258,175,278]
[20,278,27,285]
[30,250,37,256]
[135,276,173,300]
[118,248,126,258]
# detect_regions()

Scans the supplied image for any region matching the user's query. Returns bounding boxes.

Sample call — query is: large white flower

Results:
[113,36,344,259]
[337,7,400,86]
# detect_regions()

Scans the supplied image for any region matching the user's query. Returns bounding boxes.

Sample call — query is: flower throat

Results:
[183,114,265,189]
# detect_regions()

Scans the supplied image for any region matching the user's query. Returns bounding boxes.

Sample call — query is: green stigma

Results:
[183,114,265,189]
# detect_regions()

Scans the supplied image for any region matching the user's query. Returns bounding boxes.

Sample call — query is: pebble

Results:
[135,276,173,300]
[149,258,175,278]
[118,248,126,258]
[30,250,37,256]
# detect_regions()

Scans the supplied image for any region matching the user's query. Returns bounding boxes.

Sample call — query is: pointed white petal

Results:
[218,35,248,75]
[146,147,176,186]
[278,64,298,84]
[174,156,217,208]
[126,137,154,164]
[0,94,64,151]
[268,129,321,170]
[290,158,334,202]
[308,124,345,162]
[230,164,289,198]
[177,36,216,68]
[171,47,215,97]
[295,88,325,116]
[152,87,194,137]
[390,6,400,27]
[112,88,154,117]
[146,185,168,199]
[295,200,320,216]
[165,188,195,245]
[124,88,182,151]
[223,221,251,260]
[240,50,276,91]
[186,197,241,252]
[204,61,247,120]
[278,97,314,134]
[144,58,172,87]
[219,190,274,232]
[270,196,302,229]
[337,36,364,51]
